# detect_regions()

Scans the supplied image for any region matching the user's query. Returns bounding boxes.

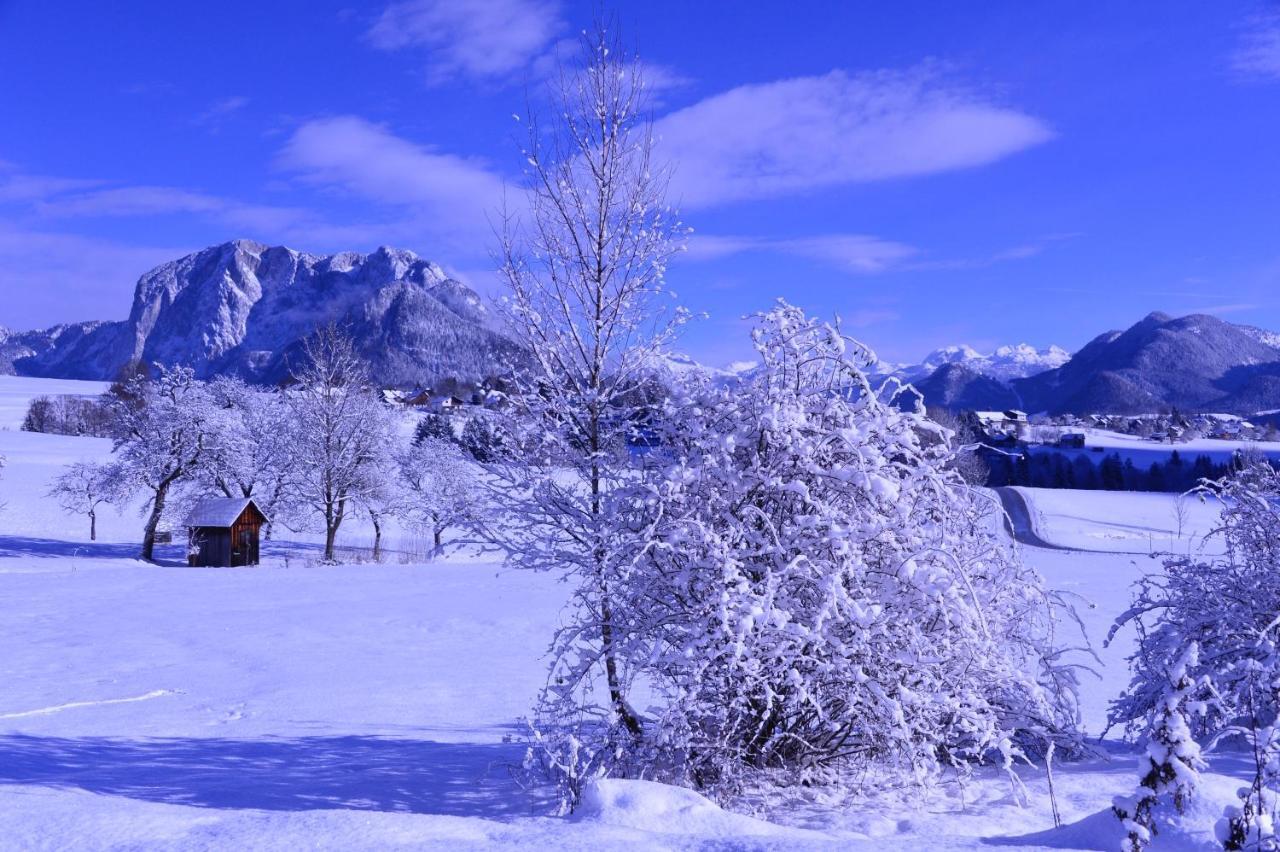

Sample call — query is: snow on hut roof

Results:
[185,497,267,528]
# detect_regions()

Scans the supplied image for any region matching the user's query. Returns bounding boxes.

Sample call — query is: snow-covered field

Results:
[1013,486,1225,554]
[0,374,111,431]
[0,378,1256,850]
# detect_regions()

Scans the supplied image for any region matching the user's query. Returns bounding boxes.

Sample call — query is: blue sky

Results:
[2,1,1279,365]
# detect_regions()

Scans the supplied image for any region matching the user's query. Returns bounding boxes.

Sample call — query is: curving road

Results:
[992,487,1078,551]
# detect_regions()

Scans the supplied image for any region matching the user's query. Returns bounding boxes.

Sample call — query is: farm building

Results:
[185,497,268,567]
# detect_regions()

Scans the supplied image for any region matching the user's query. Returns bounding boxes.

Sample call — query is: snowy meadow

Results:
[0,367,1269,852]
[3,25,1280,852]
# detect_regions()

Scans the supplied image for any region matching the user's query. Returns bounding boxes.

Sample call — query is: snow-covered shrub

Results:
[1109,462,1280,740]
[1217,621,1280,851]
[1109,463,1280,849]
[1112,643,1209,851]
[1218,716,1279,850]
[613,303,1083,799]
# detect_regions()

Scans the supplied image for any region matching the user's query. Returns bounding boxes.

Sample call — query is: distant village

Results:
[971,408,1280,448]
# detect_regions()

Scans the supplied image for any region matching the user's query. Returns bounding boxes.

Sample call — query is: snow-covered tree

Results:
[109,366,223,561]
[414,412,456,445]
[396,437,476,555]
[198,376,290,531]
[48,461,122,541]
[459,414,508,462]
[486,26,688,739]
[1113,642,1208,852]
[602,303,1083,799]
[280,325,391,562]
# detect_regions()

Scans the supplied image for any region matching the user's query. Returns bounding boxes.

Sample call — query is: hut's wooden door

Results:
[232,527,250,566]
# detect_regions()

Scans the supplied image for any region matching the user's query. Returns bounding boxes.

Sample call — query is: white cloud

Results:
[277,115,509,245]
[366,0,562,83]
[194,96,250,127]
[656,68,1053,208]
[0,171,107,203]
[1231,14,1280,80]
[686,232,917,273]
[33,185,312,235]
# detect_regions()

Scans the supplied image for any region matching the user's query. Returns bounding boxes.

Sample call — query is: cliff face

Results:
[10,240,519,386]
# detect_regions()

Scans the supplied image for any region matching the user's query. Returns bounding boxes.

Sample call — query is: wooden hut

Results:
[185,497,268,567]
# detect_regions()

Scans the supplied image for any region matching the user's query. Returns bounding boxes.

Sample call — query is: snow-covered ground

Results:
[0,378,1257,850]
[1012,486,1225,555]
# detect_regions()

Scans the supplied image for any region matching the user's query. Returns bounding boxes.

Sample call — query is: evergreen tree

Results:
[1113,643,1207,852]
[414,412,456,445]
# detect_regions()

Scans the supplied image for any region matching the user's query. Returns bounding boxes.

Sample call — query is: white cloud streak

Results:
[276,115,509,245]
[366,0,562,84]
[657,68,1052,208]
[686,233,917,273]
[1231,14,1280,80]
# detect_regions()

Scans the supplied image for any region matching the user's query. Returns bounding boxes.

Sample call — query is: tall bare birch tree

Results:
[489,26,688,738]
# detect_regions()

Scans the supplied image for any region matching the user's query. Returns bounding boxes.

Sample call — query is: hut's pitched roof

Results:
[185,497,267,528]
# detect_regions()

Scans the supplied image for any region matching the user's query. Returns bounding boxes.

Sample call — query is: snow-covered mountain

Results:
[897,343,1071,383]
[5,240,520,387]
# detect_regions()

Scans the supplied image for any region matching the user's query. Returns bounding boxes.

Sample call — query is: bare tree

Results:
[485,26,689,738]
[48,461,121,541]
[1171,493,1190,541]
[281,325,390,562]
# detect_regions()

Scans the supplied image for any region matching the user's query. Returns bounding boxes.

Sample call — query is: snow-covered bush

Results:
[1112,643,1208,851]
[1218,714,1279,850]
[622,303,1084,798]
[1109,462,1280,740]
[459,415,507,463]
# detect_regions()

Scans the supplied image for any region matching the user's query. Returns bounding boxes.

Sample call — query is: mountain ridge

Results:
[4,240,519,387]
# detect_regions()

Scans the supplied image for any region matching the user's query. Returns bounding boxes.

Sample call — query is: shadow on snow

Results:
[0,734,545,817]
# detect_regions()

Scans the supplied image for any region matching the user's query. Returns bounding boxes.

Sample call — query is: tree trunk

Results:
[370,510,383,562]
[324,499,345,562]
[89,510,96,542]
[140,481,170,562]
[324,523,338,562]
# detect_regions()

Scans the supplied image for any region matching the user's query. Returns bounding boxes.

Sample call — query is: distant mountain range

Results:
[5,244,1280,416]
[878,343,1071,385]
[906,312,1280,415]
[0,240,519,387]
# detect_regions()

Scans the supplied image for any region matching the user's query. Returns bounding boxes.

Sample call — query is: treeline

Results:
[22,394,114,437]
[985,448,1268,492]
